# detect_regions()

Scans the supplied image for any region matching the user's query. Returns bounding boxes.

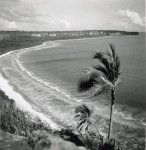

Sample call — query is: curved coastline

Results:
[0,73,58,130]
[0,38,145,131]
[17,39,146,127]
[16,41,82,105]
[0,42,60,130]
[0,37,145,150]
[16,43,74,101]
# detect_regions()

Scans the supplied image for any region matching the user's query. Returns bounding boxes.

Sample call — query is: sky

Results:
[0,0,145,31]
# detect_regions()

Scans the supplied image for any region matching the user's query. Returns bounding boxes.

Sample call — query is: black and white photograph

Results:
[0,0,145,149]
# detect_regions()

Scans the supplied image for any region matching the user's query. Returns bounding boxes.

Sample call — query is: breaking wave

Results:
[4,40,145,128]
[17,41,146,127]
[0,43,61,130]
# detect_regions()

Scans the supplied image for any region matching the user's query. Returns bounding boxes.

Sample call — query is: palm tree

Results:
[74,104,92,133]
[74,104,103,149]
[78,43,121,139]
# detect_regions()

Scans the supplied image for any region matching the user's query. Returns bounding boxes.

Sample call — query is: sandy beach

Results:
[0,38,145,149]
[0,38,145,129]
[0,40,98,131]
[0,40,91,131]
[0,42,61,130]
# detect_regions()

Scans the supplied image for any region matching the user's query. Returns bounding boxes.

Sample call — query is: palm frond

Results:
[78,43,121,95]
[93,65,114,82]
[115,55,121,77]
[74,104,92,133]
[75,104,91,117]
[110,43,120,69]
[78,78,93,92]
[115,76,121,86]
[91,84,109,98]
[78,67,102,92]
[93,51,115,78]
[93,65,108,77]
[94,44,121,84]
[110,43,116,59]
[93,52,110,69]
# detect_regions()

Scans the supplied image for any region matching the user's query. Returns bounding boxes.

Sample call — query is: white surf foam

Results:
[0,43,61,130]
[0,73,58,129]
[16,41,82,102]
[16,41,145,126]
[17,54,83,103]
[2,40,143,128]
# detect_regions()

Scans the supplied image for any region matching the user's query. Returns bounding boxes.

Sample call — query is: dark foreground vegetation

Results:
[0,89,144,149]
[0,90,123,150]
[0,89,85,149]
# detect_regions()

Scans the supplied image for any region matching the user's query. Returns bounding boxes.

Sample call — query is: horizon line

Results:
[0,29,141,33]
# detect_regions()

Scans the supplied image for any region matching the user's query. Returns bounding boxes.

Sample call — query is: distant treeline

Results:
[0,35,44,55]
[0,30,139,55]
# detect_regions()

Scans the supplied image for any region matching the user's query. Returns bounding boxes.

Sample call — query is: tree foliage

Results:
[78,43,121,97]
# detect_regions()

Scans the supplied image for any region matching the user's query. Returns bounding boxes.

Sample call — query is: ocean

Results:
[19,34,146,124]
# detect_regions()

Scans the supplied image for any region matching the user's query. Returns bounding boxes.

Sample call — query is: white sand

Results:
[0,43,60,130]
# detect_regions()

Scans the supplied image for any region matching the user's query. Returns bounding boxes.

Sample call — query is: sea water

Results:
[20,34,146,125]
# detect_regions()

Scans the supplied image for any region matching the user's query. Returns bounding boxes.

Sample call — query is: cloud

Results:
[0,0,72,31]
[58,19,71,29]
[0,17,21,30]
[0,0,145,31]
[118,9,145,27]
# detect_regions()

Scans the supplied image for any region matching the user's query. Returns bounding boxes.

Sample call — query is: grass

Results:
[0,35,88,149]
[0,81,145,149]
[0,89,88,149]
[73,104,145,150]
[0,89,121,150]
[0,90,51,136]
[94,115,145,150]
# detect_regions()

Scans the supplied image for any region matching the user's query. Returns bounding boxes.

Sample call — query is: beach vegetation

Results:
[0,90,85,149]
[74,104,123,150]
[78,43,121,139]
[0,90,51,136]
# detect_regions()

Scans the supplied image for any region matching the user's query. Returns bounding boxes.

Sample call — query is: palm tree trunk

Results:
[108,89,115,139]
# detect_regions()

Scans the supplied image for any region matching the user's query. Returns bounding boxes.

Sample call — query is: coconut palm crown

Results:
[74,104,92,133]
[78,43,121,139]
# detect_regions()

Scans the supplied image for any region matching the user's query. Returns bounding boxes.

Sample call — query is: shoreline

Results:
[16,39,146,128]
[0,73,58,130]
[0,35,145,150]
[16,41,75,101]
[0,42,61,130]
[0,38,145,131]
